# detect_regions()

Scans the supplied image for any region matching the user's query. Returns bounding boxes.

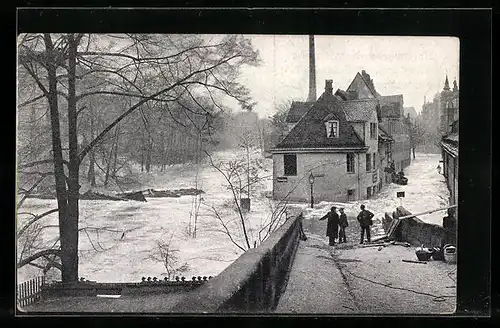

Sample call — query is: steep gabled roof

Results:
[285,101,314,123]
[342,99,378,122]
[358,72,379,98]
[346,72,378,99]
[275,93,366,150]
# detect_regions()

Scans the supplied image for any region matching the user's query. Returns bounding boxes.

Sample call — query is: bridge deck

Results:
[275,231,456,314]
[275,234,357,313]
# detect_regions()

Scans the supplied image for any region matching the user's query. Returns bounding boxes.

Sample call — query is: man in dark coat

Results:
[442,207,457,247]
[357,204,374,244]
[319,206,339,246]
[338,208,348,243]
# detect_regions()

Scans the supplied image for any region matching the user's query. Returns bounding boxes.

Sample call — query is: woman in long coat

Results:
[319,206,340,246]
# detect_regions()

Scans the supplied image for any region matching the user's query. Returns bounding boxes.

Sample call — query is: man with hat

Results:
[319,206,340,246]
[338,208,348,243]
[357,204,374,244]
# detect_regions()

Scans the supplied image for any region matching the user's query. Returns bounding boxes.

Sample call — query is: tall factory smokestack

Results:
[307,35,317,102]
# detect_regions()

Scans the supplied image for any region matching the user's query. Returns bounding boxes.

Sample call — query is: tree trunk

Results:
[246,145,251,198]
[87,104,96,187]
[145,136,152,173]
[43,33,74,283]
[104,127,118,187]
[65,34,80,283]
[111,125,120,178]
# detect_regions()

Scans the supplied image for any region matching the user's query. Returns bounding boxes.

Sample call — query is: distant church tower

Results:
[440,75,459,136]
[306,35,317,102]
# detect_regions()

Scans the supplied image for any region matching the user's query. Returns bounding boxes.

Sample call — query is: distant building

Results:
[338,70,411,173]
[420,93,441,134]
[403,106,418,120]
[440,76,459,136]
[271,80,379,202]
[276,39,408,203]
[378,125,394,186]
[440,120,458,206]
[378,94,412,172]
[439,76,459,206]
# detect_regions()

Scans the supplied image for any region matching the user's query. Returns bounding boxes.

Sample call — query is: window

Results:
[347,189,356,201]
[370,123,377,139]
[325,120,339,138]
[347,153,355,173]
[373,153,376,169]
[283,154,297,176]
[366,187,372,198]
[388,120,395,135]
[366,153,372,172]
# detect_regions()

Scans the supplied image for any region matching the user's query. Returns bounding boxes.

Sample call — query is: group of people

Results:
[319,205,375,246]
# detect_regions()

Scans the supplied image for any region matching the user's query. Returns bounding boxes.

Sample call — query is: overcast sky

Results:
[237,35,459,118]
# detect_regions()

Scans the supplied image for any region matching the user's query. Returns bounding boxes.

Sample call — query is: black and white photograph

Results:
[14,9,490,316]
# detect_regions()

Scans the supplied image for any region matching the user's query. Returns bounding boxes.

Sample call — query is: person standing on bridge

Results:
[357,205,374,244]
[319,206,339,246]
[338,208,348,243]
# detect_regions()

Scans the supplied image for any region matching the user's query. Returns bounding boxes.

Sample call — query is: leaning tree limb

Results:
[17,248,61,269]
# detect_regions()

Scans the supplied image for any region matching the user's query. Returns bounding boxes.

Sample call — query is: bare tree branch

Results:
[205,204,246,252]
[19,159,68,169]
[17,208,59,238]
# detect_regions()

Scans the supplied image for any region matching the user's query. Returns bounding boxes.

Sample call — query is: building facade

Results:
[439,76,460,137]
[339,70,411,173]
[378,126,394,185]
[440,120,458,206]
[272,80,380,203]
[440,77,459,207]
[378,95,412,172]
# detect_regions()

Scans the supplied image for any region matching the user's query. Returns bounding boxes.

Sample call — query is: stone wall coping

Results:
[170,216,300,313]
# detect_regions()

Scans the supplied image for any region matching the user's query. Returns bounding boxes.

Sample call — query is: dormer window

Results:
[325,120,339,138]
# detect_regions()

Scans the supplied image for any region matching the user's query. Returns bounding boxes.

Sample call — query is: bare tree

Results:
[149,233,189,280]
[204,150,277,251]
[268,100,292,146]
[17,33,260,282]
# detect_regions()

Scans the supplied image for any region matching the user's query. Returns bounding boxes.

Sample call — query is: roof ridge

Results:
[345,98,379,102]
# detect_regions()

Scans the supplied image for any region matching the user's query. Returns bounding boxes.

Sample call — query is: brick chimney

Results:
[325,79,333,95]
[307,35,317,102]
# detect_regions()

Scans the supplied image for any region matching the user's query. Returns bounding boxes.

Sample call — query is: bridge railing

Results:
[170,214,304,313]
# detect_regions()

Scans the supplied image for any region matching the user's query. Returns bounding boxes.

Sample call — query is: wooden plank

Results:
[386,218,401,240]
[402,259,427,264]
[371,235,388,242]
[396,205,457,221]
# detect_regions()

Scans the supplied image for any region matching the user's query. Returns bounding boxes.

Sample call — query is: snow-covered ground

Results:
[17,152,449,284]
[291,153,451,238]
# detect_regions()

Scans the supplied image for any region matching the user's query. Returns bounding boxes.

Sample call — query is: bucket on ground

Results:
[443,244,456,264]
